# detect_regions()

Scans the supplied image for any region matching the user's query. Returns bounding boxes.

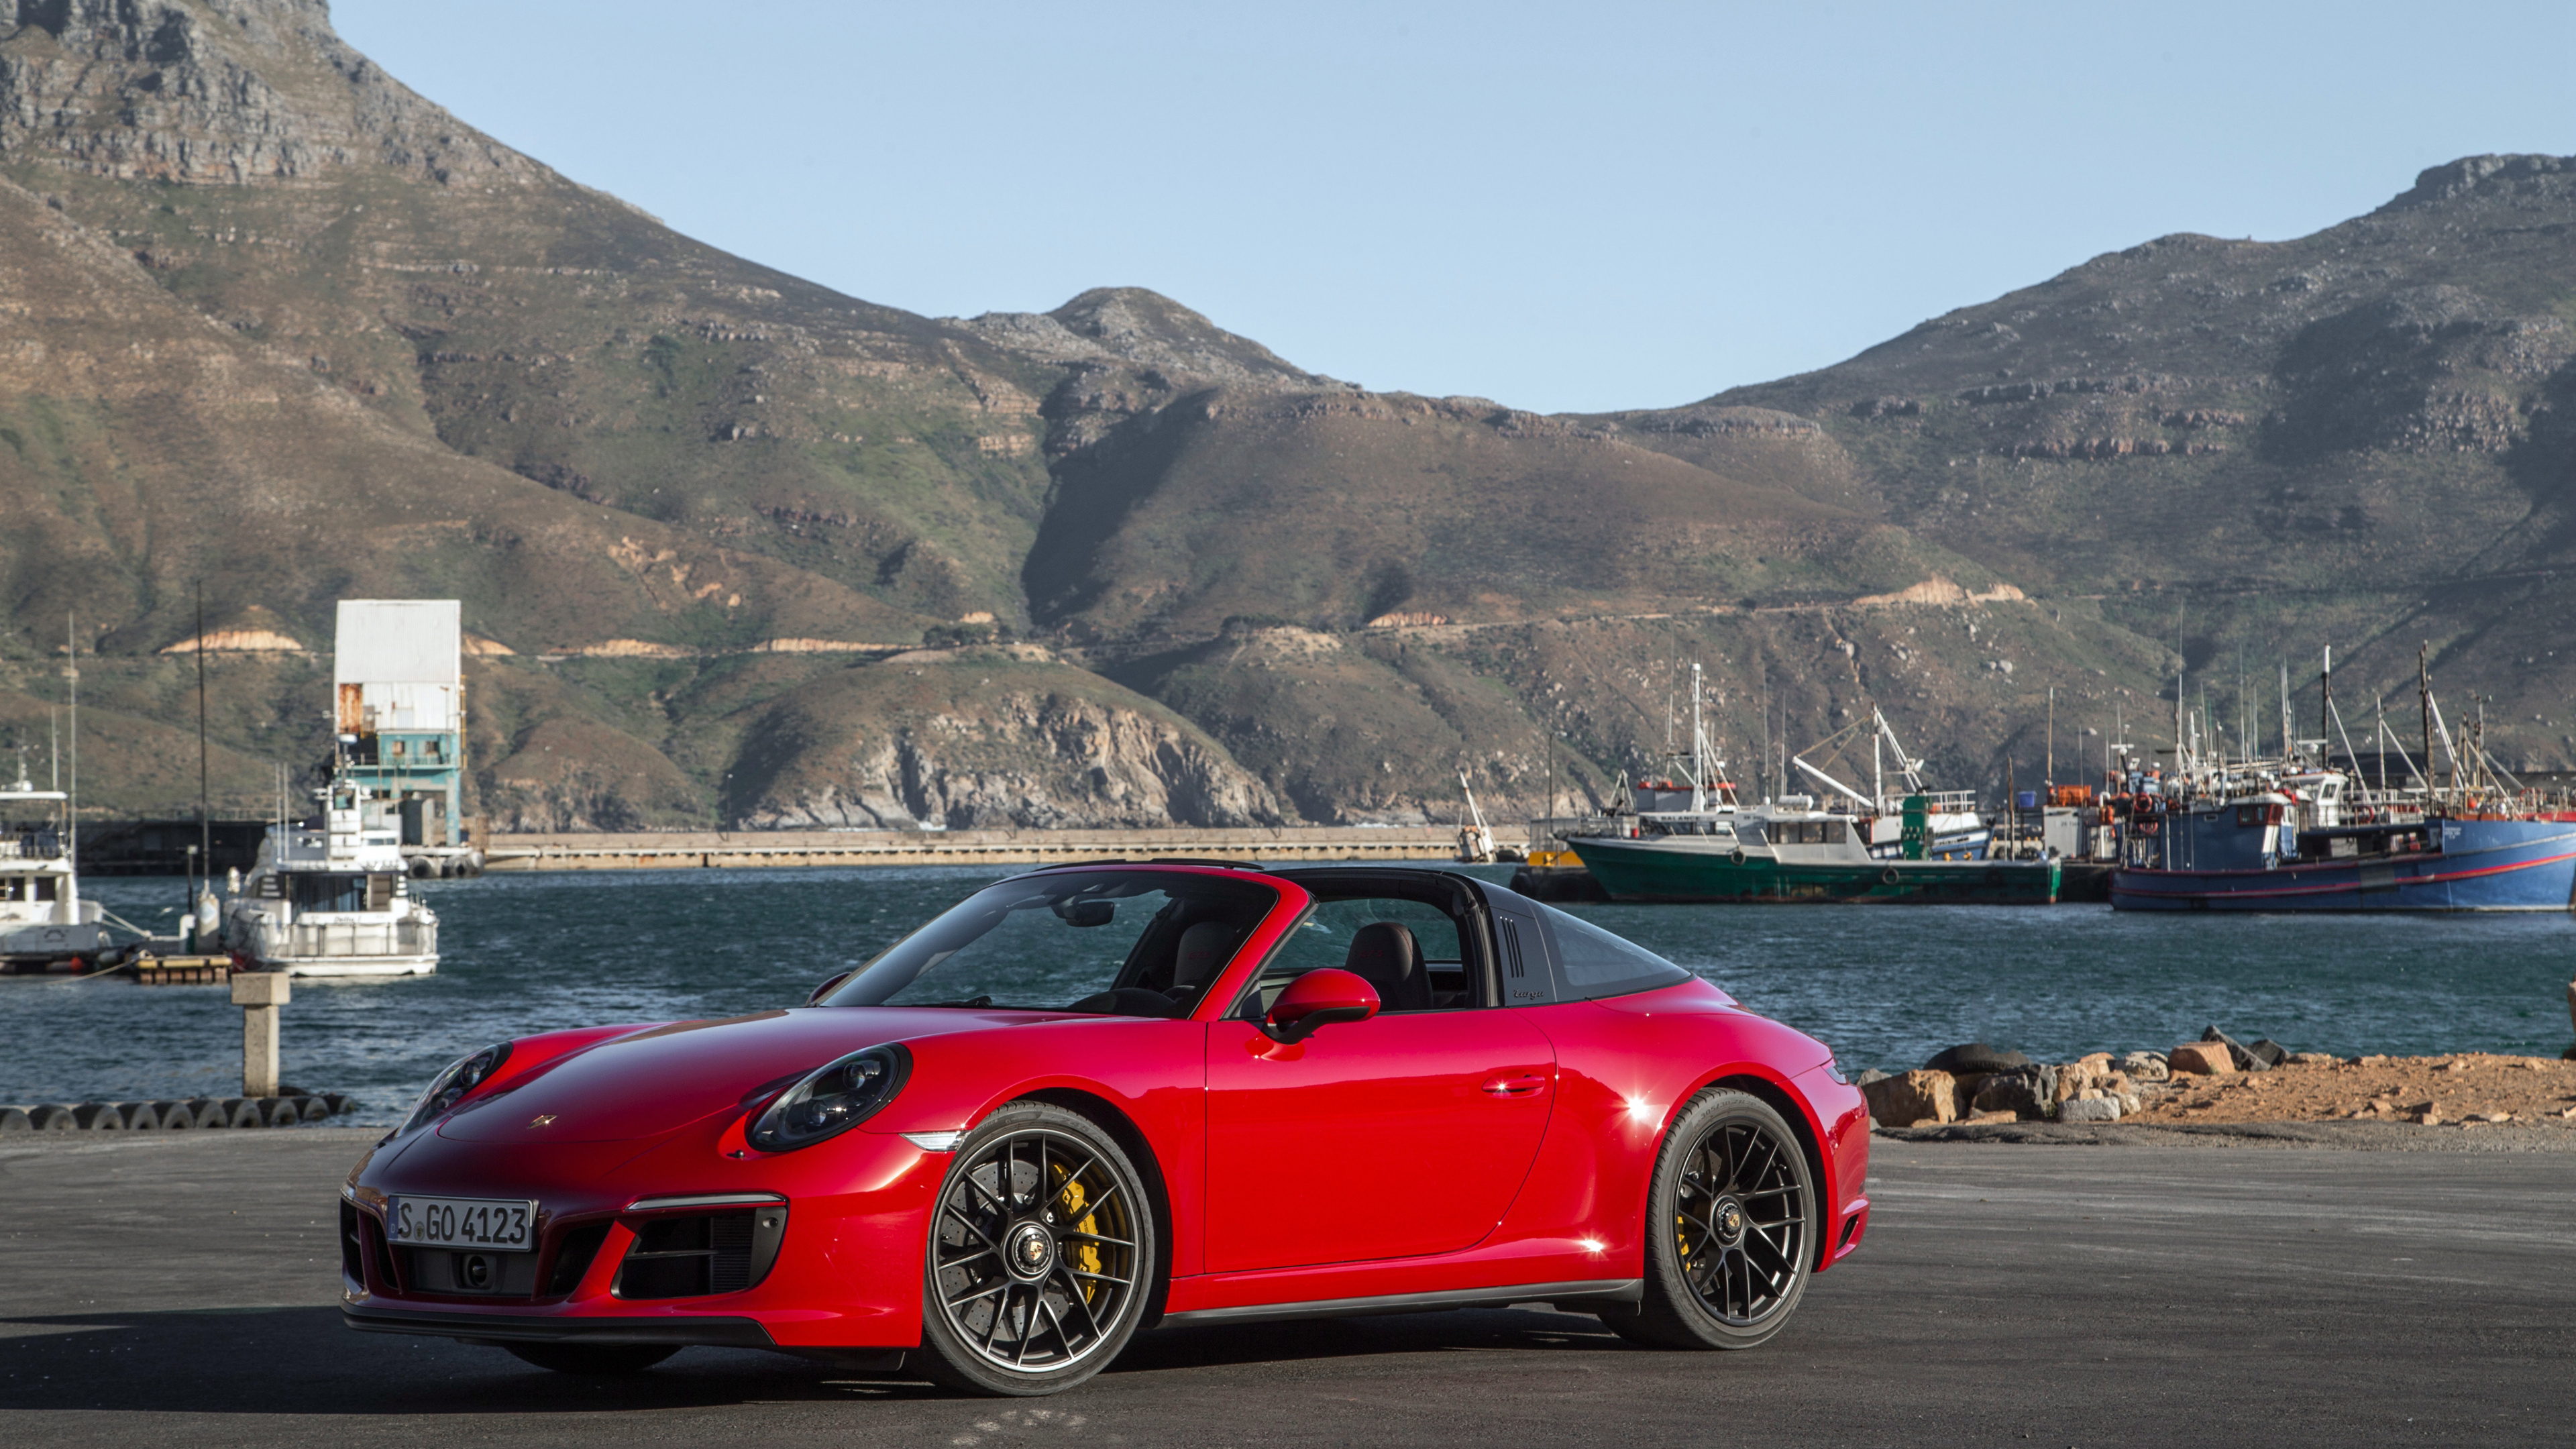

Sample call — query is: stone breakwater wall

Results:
[482,826,1494,871]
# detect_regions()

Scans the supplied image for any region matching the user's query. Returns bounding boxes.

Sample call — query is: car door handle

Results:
[1481,1073,1548,1098]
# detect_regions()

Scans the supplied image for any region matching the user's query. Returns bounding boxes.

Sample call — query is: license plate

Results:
[388,1195,538,1252]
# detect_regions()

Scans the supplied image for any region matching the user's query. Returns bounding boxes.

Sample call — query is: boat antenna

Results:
[2045,685,2055,788]
[50,705,58,791]
[197,581,211,888]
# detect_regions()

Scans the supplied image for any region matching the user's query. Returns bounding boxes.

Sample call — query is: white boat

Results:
[0,777,113,970]
[225,776,438,977]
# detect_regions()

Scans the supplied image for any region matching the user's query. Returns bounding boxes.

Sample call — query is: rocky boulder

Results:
[1925,1043,2035,1075]
[1970,1072,2047,1122]
[1860,1070,1957,1128]
[2169,1042,2235,1076]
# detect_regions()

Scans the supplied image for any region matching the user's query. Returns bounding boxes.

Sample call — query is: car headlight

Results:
[401,1042,513,1134]
[749,1044,910,1152]
[1823,1055,1849,1085]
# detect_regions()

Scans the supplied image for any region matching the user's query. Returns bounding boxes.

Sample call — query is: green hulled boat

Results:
[1569,796,2059,905]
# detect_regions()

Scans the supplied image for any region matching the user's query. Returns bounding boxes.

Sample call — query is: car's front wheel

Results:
[1602,1088,1815,1350]
[915,1101,1156,1396]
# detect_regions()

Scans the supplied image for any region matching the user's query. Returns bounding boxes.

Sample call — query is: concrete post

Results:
[231,970,290,1097]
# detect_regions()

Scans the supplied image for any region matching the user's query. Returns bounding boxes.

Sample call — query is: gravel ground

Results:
[2129,1052,2576,1128]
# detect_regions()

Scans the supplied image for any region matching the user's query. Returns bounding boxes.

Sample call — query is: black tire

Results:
[914,1100,1155,1397]
[504,1343,678,1375]
[1602,1089,1815,1350]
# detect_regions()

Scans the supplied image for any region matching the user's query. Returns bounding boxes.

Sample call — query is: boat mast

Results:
[2418,643,2435,803]
[64,612,77,877]
[2278,661,2292,765]
[2375,698,2389,795]
[2318,646,2332,774]
[1690,662,1705,812]
[197,582,211,886]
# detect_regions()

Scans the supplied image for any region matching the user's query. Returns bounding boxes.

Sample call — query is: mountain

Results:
[3,1,2568,827]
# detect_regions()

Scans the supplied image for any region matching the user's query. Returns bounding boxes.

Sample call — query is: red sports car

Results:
[340,863,1870,1395]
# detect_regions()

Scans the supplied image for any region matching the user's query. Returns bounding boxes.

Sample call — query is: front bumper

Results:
[341,1118,947,1352]
[1788,1059,1872,1267]
[343,1303,775,1347]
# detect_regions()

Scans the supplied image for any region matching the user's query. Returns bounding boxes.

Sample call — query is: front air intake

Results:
[612,1206,787,1299]
[339,1201,366,1283]
[546,1221,612,1296]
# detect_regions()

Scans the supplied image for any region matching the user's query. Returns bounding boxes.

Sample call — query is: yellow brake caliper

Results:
[1055,1169,1103,1301]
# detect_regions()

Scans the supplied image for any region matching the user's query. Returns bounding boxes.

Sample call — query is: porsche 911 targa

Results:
[340,863,1870,1395]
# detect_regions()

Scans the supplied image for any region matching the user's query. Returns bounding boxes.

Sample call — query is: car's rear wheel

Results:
[1602,1088,1815,1350]
[503,1343,678,1375]
[915,1101,1155,1396]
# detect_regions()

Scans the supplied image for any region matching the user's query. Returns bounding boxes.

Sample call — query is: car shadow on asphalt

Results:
[0,1304,1641,1412]
[1114,1304,1633,1375]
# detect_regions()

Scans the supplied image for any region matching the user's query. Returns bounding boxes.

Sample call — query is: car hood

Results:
[436,1006,1068,1144]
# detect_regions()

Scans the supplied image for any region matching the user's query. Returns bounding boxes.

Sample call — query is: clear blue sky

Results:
[337,1,2575,415]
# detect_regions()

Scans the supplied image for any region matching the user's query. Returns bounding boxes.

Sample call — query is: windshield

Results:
[820,869,1280,1015]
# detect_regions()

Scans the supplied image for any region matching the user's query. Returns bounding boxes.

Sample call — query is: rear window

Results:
[1538,906,1691,1001]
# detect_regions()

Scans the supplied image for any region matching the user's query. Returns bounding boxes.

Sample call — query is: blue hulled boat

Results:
[2108,659,2576,913]
[2109,793,2576,912]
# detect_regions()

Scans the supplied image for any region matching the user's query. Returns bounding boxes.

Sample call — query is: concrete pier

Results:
[231,971,288,1097]
[480,826,1516,873]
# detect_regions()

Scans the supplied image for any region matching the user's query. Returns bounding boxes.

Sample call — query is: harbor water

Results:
[5,866,2572,1127]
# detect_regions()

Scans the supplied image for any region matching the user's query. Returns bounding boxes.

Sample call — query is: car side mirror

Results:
[1265,968,1380,1042]
[806,969,853,1006]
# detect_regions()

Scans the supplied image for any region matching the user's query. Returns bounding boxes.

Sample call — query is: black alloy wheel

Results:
[504,1343,678,1375]
[916,1101,1155,1395]
[1603,1088,1815,1350]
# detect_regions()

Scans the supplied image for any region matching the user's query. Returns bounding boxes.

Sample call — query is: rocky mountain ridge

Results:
[4,0,2571,827]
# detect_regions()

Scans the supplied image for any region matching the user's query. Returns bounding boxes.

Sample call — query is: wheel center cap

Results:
[1713,1197,1746,1245]
[1006,1221,1056,1280]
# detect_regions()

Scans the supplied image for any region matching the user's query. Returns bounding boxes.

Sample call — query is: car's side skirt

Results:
[1158,1279,1642,1328]
[343,1303,777,1348]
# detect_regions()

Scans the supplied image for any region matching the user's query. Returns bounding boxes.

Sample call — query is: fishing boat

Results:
[1563,672,2056,904]
[223,773,439,975]
[0,774,115,971]
[2110,650,2576,912]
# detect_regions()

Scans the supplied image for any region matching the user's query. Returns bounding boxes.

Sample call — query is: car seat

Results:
[1165,920,1237,1006]
[1342,922,1432,1012]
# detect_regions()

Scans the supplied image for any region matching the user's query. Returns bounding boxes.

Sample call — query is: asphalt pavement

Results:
[3,1126,2569,1447]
